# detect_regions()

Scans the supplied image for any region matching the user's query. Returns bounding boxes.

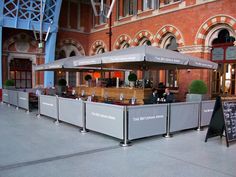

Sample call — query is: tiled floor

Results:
[0,103,236,177]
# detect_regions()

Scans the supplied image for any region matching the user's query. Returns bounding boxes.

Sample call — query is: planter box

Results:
[186,94,203,102]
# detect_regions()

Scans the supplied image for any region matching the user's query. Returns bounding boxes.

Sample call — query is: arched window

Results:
[68,51,77,87]
[55,50,66,86]
[212,29,235,45]
[120,41,130,49]
[166,37,178,51]
[163,36,179,87]
[211,29,236,96]
[70,51,76,57]
[58,50,66,60]
[138,38,152,46]
[96,47,105,54]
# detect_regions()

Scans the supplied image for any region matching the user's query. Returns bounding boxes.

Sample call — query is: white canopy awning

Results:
[73,45,218,70]
[34,56,80,71]
[34,56,131,72]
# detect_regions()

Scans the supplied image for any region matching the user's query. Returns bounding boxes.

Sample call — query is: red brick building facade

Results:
[2,0,236,100]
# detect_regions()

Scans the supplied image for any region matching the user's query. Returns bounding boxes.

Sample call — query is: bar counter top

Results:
[75,86,152,105]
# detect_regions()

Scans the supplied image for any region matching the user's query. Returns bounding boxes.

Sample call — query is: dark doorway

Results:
[10,58,32,88]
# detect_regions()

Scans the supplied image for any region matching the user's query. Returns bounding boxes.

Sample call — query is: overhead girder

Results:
[1,0,62,33]
[91,0,116,19]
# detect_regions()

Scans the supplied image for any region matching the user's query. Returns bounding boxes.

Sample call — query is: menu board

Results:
[222,101,236,142]
[205,96,236,147]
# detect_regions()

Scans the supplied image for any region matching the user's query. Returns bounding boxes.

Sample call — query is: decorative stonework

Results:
[90,40,107,55]
[3,33,37,51]
[15,41,30,52]
[58,39,85,56]
[113,34,132,50]
[155,25,185,47]
[133,30,154,46]
[178,45,212,54]
[195,15,236,45]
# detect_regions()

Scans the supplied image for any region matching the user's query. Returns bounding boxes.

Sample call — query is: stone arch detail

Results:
[113,34,132,50]
[3,33,37,51]
[90,40,107,55]
[194,15,236,45]
[57,39,85,56]
[132,30,155,46]
[155,25,185,47]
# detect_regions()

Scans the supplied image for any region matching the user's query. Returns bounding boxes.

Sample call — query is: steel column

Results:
[0,26,2,89]
[44,32,57,87]
[0,0,3,89]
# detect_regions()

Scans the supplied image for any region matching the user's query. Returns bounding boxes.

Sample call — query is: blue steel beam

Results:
[44,32,57,87]
[0,0,3,26]
[1,0,63,88]
[2,0,60,33]
[44,0,62,87]
[0,26,2,89]
[0,0,3,89]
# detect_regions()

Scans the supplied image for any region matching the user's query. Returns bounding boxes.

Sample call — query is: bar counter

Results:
[75,86,152,105]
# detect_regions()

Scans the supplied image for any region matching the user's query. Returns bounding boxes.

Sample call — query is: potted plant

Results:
[186,80,208,102]
[4,79,15,89]
[57,78,67,96]
[84,74,92,87]
[128,73,137,87]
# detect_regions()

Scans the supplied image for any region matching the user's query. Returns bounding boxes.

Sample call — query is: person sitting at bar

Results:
[163,88,175,103]
[148,88,158,104]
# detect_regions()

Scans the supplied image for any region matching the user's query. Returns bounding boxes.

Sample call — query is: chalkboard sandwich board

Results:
[205,96,236,147]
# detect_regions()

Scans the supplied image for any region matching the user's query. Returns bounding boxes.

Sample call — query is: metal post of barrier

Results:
[36,96,41,118]
[197,102,202,131]
[120,106,132,147]
[164,103,172,138]
[26,93,30,114]
[80,101,88,133]
[55,95,59,125]
[16,91,19,110]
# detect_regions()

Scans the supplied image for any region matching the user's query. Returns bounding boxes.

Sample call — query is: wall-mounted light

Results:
[232,68,235,75]
[187,69,191,72]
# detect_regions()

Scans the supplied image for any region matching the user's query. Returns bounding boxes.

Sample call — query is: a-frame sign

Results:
[205,96,236,147]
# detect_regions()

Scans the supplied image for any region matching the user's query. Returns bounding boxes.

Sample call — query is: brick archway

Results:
[90,40,107,55]
[155,25,184,47]
[133,30,155,46]
[113,34,132,50]
[57,39,85,56]
[194,15,236,45]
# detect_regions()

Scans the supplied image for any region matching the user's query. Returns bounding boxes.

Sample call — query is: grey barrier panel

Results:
[127,104,167,140]
[86,102,124,139]
[9,90,18,106]
[170,102,199,133]
[58,97,83,127]
[18,91,29,111]
[201,100,215,126]
[39,95,58,119]
[2,89,9,103]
